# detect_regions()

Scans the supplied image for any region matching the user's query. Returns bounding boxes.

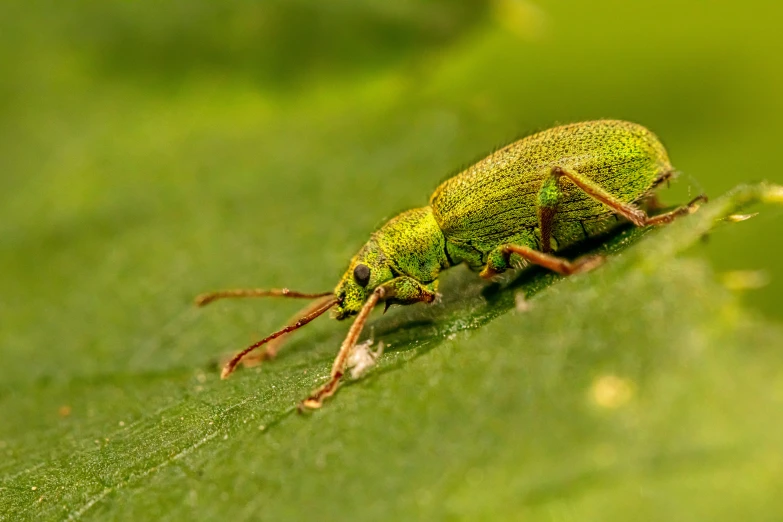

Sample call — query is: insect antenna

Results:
[195,288,333,307]
[220,295,340,379]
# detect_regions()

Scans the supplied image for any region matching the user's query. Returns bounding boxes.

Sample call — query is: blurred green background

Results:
[1,1,782,520]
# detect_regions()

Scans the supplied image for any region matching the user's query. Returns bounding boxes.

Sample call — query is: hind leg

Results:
[481,165,706,279]
[542,166,706,229]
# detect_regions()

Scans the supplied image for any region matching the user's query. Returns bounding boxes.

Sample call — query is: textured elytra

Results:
[430,120,671,253]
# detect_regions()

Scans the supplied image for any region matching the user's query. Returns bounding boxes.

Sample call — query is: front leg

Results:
[382,276,438,306]
[301,276,437,410]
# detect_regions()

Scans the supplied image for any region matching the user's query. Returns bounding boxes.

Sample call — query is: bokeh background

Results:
[2,1,782,520]
[3,0,783,328]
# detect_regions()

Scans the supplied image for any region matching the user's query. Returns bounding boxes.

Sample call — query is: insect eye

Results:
[353,264,371,287]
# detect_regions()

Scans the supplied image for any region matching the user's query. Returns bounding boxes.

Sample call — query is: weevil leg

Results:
[300,288,384,410]
[548,166,707,227]
[482,166,706,280]
[644,195,709,225]
[195,287,335,371]
[536,172,561,254]
[480,243,604,278]
[300,277,437,409]
[221,296,340,379]
[524,166,606,270]
[241,295,337,366]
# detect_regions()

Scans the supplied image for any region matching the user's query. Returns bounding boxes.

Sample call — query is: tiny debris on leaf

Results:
[726,213,758,223]
[347,338,385,380]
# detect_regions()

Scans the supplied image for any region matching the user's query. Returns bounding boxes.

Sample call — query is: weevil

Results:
[196,120,706,409]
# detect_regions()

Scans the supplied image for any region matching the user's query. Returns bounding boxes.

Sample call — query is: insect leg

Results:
[536,171,562,253]
[480,243,604,278]
[221,296,339,379]
[301,288,384,410]
[551,166,706,227]
[644,195,709,225]
[300,276,437,409]
[195,287,335,370]
[242,295,337,366]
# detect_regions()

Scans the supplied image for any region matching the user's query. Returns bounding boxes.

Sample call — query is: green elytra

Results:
[197,119,705,409]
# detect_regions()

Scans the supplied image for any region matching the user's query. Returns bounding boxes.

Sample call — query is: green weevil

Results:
[196,119,705,409]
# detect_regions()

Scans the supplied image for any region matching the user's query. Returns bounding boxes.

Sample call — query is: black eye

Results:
[353,264,371,287]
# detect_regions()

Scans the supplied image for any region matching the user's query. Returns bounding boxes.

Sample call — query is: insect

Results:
[196,120,706,409]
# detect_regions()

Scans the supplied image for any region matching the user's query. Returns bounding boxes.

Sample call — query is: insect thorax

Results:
[374,207,450,283]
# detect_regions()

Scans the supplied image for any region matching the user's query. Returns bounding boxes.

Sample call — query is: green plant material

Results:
[1,185,782,520]
[3,2,783,520]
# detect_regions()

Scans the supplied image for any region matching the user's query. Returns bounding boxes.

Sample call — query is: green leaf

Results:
[2,184,782,521]
[4,2,783,519]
